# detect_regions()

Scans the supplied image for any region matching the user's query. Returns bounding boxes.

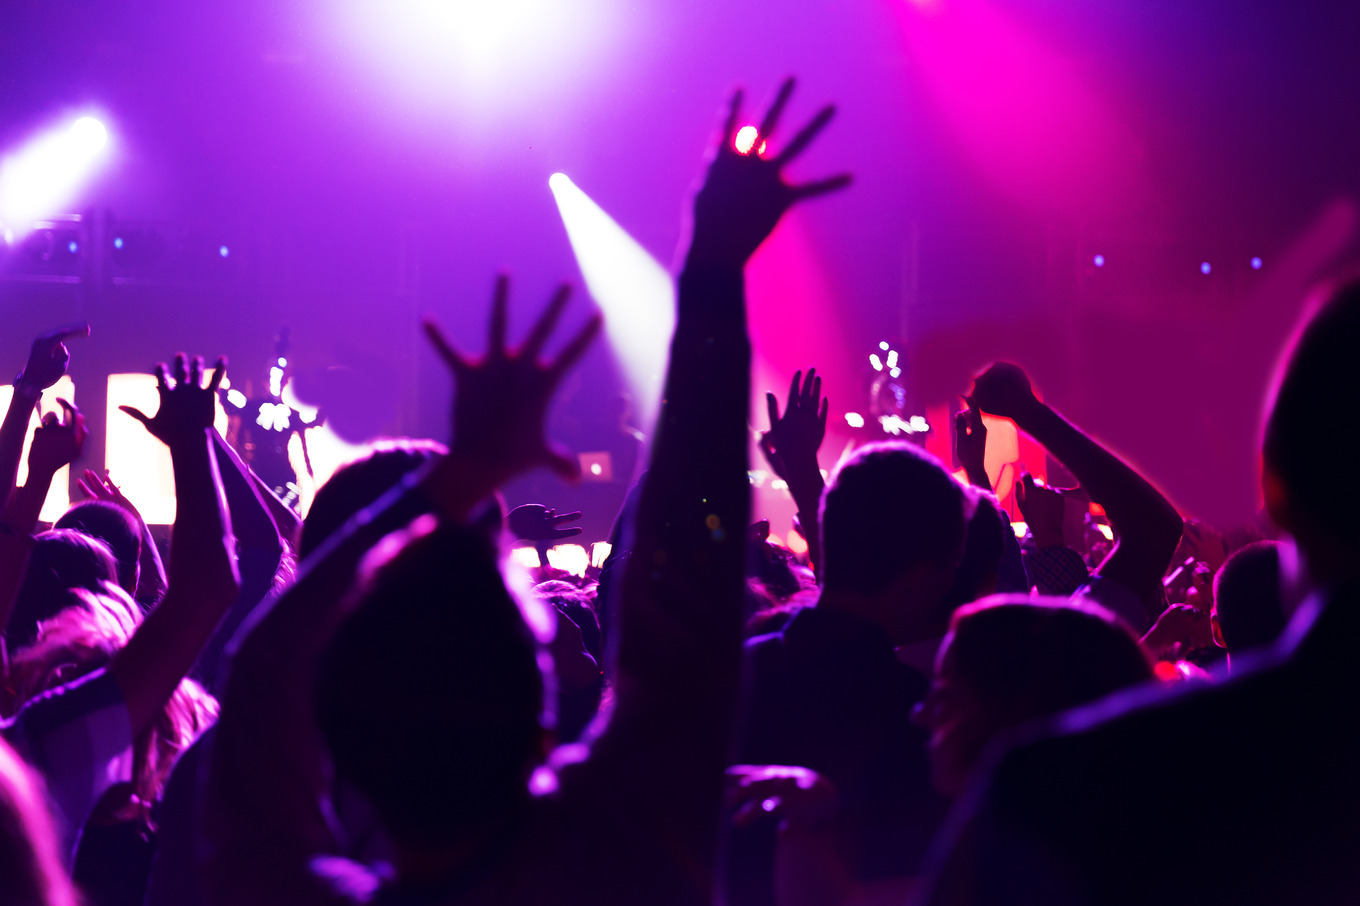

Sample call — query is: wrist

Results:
[10,379,43,404]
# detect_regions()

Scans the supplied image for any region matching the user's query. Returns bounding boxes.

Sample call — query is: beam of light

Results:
[0,116,111,238]
[549,172,674,430]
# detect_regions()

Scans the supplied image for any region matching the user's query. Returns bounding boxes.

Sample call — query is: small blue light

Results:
[113,237,123,250]
[1200,261,1212,275]
[68,240,78,254]
[1250,256,1263,270]
[1093,254,1105,268]
[219,245,230,258]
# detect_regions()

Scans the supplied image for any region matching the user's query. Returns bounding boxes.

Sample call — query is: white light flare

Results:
[549,172,674,431]
[0,115,111,237]
[333,0,613,121]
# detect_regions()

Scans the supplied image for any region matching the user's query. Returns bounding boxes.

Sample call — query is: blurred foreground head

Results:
[315,517,545,846]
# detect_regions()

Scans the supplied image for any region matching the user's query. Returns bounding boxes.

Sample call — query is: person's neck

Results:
[395,799,527,888]
[818,587,937,647]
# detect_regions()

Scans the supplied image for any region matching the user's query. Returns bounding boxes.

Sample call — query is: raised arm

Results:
[188,431,287,691]
[591,78,849,896]
[971,363,1183,617]
[0,328,88,654]
[204,280,599,906]
[1,400,87,534]
[0,327,88,515]
[954,396,992,491]
[761,368,829,577]
[110,354,241,736]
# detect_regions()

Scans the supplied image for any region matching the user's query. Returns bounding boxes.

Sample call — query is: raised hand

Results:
[688,78,852,268]
[954,395,989,489]
[970,362,1042,423]
[424,275,601,485]
[508,504,584,543]
[120,354,226,447]
[15,324,89,391]
[78,467,144,520]
[1016,472,1066,548]
[760,368,828,482]
[27,399,87,477]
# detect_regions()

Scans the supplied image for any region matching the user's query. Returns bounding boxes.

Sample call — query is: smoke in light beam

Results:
[0,116,110,237]
[548,172,674,429]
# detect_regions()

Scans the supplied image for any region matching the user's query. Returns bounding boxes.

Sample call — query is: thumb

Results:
[119,405,153,429]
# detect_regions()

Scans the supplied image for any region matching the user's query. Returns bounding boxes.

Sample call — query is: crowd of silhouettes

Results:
[0,78,1356,906]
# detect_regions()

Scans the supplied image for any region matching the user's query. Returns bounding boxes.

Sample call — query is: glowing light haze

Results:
[0,115,110,236]
[333,0,614,120]
[548,172,674,430]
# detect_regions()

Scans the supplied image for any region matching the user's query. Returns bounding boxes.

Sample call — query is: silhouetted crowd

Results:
[2,81,1358,906]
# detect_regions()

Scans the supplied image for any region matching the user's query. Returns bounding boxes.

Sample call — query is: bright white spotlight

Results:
[0,115,112,238]
[549,172,674,430]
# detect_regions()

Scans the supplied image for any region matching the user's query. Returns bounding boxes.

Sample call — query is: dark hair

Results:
[299,439,446,558]
[935,489,1009,620]
[1263,279,1360,543]
[315,519,544,845]
[819,442,966,596]
[7,530,119,651]
[1212,541,1285,652]
[55,500,141,593]
[947,595,1154,723]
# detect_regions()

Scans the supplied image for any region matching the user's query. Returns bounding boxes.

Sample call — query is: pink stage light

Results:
[0,115,111,239]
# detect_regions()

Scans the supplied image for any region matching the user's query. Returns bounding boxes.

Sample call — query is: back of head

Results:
[0,739,76,906]
[7,530,120,652]
[315,518,544,847]
[1263,279,1360,551]
[1212,541,1285,653]
[948,595,1154,726]
[54,500,141,593]
[820,442,967,597]
[299,439,447,559]
[936,489,1008,619]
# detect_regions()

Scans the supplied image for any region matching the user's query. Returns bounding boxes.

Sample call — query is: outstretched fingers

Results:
[721,88,745,146]
[786,370,802,414]
[548,313,603,380]
[208,357,228,392]
[791,173,854,202]
[119,404,153,430]
[757,77,796,148]
[766,391,781,430]
[773,104,837,168]
[522,284,573,360]
[423,319,469,375]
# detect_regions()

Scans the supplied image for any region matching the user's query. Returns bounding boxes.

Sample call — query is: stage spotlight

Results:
[845,412,865,428]
[219,245,230,258]
[113,237,124,249]
[549,172,674,430]
[1093,254,1105,267]
[1200,261,1212,275]
[0,114,112,239]
[1250,256,1263,270]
